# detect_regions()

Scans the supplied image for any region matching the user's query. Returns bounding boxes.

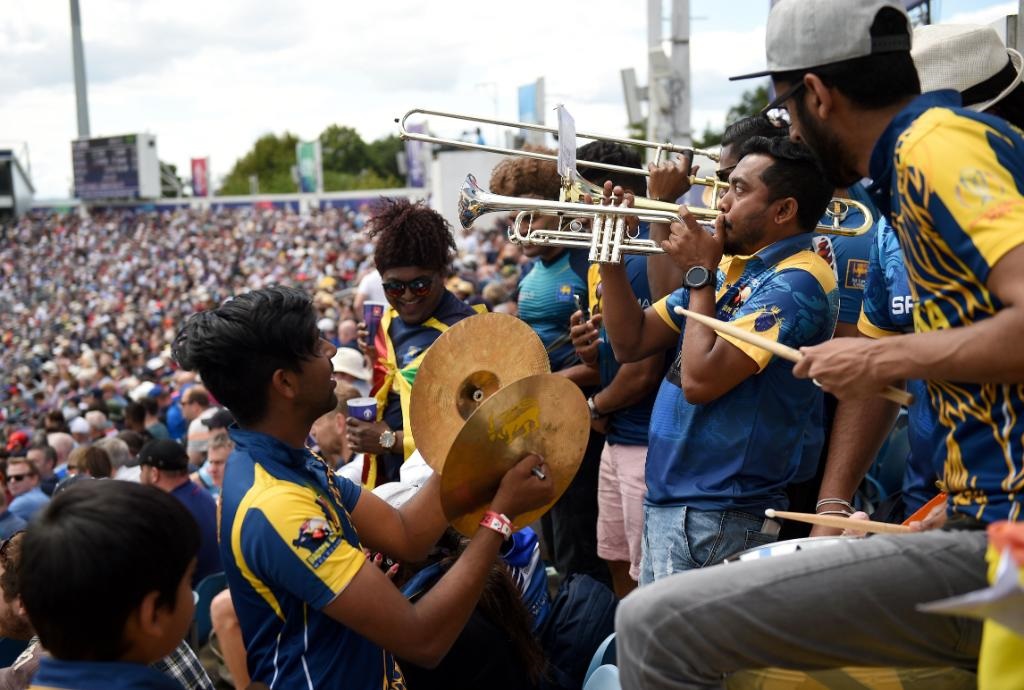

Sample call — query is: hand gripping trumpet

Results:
[459,175,875,265]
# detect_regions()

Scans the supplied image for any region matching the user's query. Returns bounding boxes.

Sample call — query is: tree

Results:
[319,125,370,175]
[159,161,185,197]
[365,135,403,180]
[218,132,300,195]
[692,85,770,149]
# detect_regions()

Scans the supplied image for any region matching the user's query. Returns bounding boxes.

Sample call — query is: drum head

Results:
[724,536,849,564]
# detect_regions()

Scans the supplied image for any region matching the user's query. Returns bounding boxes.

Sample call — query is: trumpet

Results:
[459,175,875,265]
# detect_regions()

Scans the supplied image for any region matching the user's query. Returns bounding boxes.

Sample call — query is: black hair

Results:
[576,140,647,195]
[367,198,455,274]
[722,115,789,147]
[737,137,833,232]
[123,402,145,428]
[774,8,920,110]
[140,397,159,417]
[172,286,320,425]
[19,481,199,660]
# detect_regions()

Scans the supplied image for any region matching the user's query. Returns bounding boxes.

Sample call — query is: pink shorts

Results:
[596,442,647,581]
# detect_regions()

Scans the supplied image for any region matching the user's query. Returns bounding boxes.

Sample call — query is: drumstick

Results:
[765,509,913,534]
[673,306,914,407]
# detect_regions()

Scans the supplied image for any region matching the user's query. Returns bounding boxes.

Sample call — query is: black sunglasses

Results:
[6,474,29,483]
[761,80,806,116]
[382,275,434,299]
[715,165,737,184]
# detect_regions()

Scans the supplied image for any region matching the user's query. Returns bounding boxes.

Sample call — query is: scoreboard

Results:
[71,133,161,200]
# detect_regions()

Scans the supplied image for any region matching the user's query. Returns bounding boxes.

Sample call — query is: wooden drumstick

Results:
[765,509,913,535]
[672,306,914,407]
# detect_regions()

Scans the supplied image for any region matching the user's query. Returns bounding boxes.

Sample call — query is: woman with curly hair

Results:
[346,198,482,485]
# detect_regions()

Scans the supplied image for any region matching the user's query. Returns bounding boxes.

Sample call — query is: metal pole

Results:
[70,0,91,138]
[647,0,664,146]
[669,0,692,144]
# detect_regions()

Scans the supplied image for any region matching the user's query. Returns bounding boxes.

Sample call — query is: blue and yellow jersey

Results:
[858,218,942,516]
[586,223,657,446]
[517,250,590,371]
[869,90,1024,523]
[645,233,839,510]
[221,427,406,689]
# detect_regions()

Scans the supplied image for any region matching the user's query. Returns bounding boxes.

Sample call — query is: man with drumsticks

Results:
[616,1,1024,686]
[597,135,838,583]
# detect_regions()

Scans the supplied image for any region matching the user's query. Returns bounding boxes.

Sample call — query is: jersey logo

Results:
[754,308,780,332]
[293,517,342,569]
[556,284,574,302]
[955,168,1003,208]
[845,260,869,290]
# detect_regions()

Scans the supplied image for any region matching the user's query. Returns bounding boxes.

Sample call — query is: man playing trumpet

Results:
[597,136,838,582]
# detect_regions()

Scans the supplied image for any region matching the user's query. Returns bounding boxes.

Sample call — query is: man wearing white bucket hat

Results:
[617,1,1024,687]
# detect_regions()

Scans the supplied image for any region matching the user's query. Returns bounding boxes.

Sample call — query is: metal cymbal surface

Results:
[410,312,549,473]
[440,374,589,536]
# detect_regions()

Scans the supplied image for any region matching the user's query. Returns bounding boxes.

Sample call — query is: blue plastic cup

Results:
[346,397,378,422]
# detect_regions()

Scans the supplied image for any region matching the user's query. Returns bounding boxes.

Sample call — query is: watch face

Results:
[685,266,711,288]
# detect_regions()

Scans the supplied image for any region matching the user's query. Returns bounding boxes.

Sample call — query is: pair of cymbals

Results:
[410,313,590,535]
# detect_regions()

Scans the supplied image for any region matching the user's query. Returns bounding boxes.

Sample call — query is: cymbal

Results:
[439,374,589,536]
[410,312,549,474]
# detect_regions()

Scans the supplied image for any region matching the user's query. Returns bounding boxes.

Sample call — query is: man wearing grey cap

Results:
[615,1,1024,687]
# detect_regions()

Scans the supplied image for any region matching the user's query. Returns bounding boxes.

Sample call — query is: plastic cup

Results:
[346,397,378,422]
[363,301,386,345]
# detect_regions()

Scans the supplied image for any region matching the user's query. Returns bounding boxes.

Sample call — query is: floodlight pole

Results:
[70,0,91,138]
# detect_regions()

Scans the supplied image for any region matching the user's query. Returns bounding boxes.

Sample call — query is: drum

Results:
[724,536,848,564]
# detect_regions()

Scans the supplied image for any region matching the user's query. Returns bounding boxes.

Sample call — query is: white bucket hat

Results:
[330,347,371,381]
[913,23,1024,112]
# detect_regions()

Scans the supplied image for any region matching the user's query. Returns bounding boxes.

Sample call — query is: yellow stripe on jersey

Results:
[652,296,680,333]
[857,308,901,339]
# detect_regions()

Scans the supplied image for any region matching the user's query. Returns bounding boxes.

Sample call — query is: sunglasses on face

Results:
[6,474,30,483]
[382,275,434,299]
[715,166,737,184]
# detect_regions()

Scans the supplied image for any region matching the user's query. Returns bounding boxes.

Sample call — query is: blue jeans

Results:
[639,504,778,585]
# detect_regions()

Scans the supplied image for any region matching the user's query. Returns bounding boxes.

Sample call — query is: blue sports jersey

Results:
[869,90,1024,523]
[646,233,839,510]
[858,218,941,516]
[518,250,590,371]
[29,658,182,690]
[587,224,657,446]
[810,182,877,325]
[221,428,405,689]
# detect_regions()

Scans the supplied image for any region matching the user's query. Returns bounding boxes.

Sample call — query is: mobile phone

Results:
[574,293,590,322]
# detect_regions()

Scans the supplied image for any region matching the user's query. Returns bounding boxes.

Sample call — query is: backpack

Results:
[539,574,618,690]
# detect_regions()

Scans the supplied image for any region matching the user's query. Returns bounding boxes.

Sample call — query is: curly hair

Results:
[488,150,561,201]
[367,198,455,273]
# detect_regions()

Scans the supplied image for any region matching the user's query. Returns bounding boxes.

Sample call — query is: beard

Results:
[795,101,862,188]
[723,215,768,256]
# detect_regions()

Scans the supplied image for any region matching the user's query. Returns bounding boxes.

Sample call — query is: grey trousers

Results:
[616,529,988,690]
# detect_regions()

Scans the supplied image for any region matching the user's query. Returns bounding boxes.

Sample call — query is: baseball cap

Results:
[137,439,189,471]
[730,0,911,81]
[912,24,1024,113]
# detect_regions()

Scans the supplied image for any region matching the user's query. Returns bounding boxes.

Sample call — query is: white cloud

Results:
[2,0,1012,197]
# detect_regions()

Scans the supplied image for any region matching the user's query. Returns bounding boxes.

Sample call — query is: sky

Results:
[1,0,1018,198]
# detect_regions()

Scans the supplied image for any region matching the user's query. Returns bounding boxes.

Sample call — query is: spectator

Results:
[140,397,170,440]
[23,446,58,497]
[181,386,219,466]
[330,347,372,397]
[84,410,112,441]
[75,446,112,479]
[94,437,138,482]
[67,417,90,446]
[6,459,48,522]
[0,478,26,539]
[138,439,221,586]
[17,481,215,690]
[311,382,362,473]
[116,430,147,460]
[191,432,231,498]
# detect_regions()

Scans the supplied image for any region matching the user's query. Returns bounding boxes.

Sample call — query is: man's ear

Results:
[804,73,834,120]
[335,411,347,435]
[773,197,799,227]
[270,368,299,402]
[133,590,164,640]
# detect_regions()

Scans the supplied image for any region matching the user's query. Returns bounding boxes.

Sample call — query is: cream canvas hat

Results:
[913,23,1024,112]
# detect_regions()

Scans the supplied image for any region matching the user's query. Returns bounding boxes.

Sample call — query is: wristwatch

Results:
[683,265,714,290]
[379,429,397,450]
[587,396,604,420]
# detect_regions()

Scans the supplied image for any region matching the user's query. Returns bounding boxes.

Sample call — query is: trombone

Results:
[400,108,873,241]
[459,175,875,265]
[398,108,731,214]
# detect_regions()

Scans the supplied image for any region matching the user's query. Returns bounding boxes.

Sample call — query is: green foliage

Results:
[219,126,405,195]
[160,161,184,197]
[693,85,770,149]
[218,132,300,195]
